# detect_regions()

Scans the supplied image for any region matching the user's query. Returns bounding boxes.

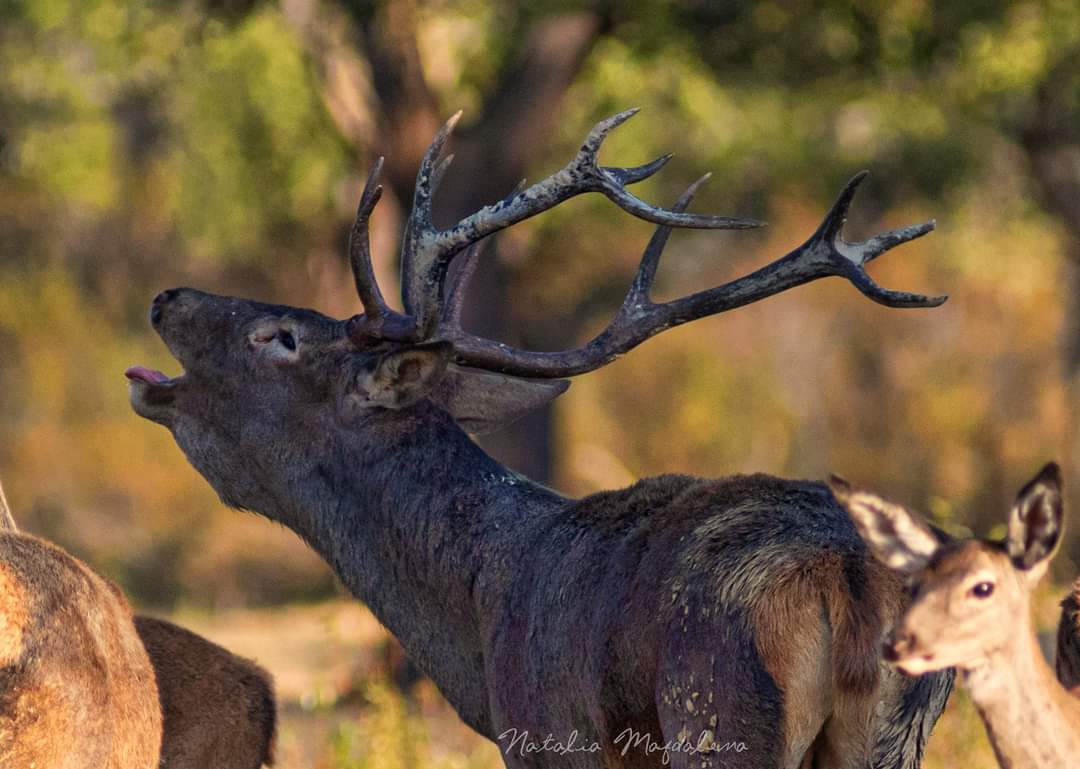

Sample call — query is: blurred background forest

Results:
[3,0,1080,766]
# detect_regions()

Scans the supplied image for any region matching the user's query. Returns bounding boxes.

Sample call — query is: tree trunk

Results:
[334,2,605,481]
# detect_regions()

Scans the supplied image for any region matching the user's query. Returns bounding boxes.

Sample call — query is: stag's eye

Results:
[971,582,995,599]
[278,330,296,351]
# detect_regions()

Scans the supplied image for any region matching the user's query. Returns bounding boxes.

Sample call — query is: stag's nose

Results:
[883,630,916,662]
[150,289,179,326]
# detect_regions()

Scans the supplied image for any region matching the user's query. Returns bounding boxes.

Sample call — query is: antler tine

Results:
[624,173,712,309]
[440,172,945,378]
[349,157,390,321]
[413,111,462,230]
[400,109,765,337]
[399,111,463,328]
[431,153,456,198]
[806,171,943,309]
[346,157,421,347]
[441,240,485,326]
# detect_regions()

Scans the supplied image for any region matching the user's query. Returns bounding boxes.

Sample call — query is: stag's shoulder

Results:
[568,472,840,535]
[569,474,699,529]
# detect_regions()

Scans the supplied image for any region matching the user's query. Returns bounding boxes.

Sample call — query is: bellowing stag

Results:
[128,110,952,768]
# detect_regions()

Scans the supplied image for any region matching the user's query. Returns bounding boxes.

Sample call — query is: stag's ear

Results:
[429,366,570,434]
[829,475,941,574]
[351,342,452,409]
[1007,462,1063,581]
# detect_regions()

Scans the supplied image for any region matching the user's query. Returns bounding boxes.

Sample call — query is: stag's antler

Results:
[346,110,945,374]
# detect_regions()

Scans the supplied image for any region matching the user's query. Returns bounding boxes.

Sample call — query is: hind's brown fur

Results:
[135,616,277,769]
[0,531,162,769]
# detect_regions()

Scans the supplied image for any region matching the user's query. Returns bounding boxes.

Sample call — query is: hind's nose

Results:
[883,630,916,662]
[151,289,179,326]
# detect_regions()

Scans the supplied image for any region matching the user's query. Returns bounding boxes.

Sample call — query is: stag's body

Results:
[129,111,951,768]
[164,377,945,768]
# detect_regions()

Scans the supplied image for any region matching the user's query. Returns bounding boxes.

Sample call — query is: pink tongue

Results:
[124,366,170,384]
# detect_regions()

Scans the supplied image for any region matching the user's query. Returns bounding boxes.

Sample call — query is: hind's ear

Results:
[829,476,941,574]
[1007,462,1063,581]
[430,366,570,434]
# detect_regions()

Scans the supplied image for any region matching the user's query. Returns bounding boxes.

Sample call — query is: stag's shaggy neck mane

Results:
[304,403,564,586]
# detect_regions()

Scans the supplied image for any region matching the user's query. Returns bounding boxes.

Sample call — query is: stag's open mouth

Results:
[126,365,185,422]
[124,366,180,386]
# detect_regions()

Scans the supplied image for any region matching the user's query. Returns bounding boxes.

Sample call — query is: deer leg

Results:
[655,604,784,769]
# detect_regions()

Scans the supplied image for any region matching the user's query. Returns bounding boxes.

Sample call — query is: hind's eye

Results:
[278,330,296,351]
[971,582,995,599]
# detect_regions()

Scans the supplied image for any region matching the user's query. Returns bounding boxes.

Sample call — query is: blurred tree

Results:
[286,0,1080,491]
[284,0,611,479]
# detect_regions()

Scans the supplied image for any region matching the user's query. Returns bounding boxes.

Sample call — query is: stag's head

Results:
[129,109,944,511]
[831,464,1063,676]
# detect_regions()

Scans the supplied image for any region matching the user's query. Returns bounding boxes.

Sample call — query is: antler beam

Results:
[439,172,944,378]
[398,108,765,336]
[345,109,945,372]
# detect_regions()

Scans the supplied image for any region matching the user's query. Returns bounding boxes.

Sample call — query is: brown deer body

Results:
[128,111,952,768]
[834,464,1080,769]
[0,529,162,769]
[0,480,277,769]
[135,616,277,769]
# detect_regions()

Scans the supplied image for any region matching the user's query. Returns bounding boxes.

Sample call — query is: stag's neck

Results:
[289,405,565,596]
[963,616,1080,769]
[271,405,568,735]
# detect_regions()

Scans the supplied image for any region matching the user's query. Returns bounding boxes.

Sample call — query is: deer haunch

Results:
[0,530,162,769]
[0,480,277,769]
[134,616,277,769]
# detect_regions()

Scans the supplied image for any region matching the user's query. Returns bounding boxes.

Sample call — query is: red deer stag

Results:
[127,109,952,769]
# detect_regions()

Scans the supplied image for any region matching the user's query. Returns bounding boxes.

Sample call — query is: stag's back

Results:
[0,531,161,769]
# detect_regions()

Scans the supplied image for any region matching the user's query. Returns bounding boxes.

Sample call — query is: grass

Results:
[165,589,1069,769]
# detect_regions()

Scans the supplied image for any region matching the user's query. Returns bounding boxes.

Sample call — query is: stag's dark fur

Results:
[1057,583,1080,692]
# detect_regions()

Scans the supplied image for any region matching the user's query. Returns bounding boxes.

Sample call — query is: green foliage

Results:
[165,8,347,262]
